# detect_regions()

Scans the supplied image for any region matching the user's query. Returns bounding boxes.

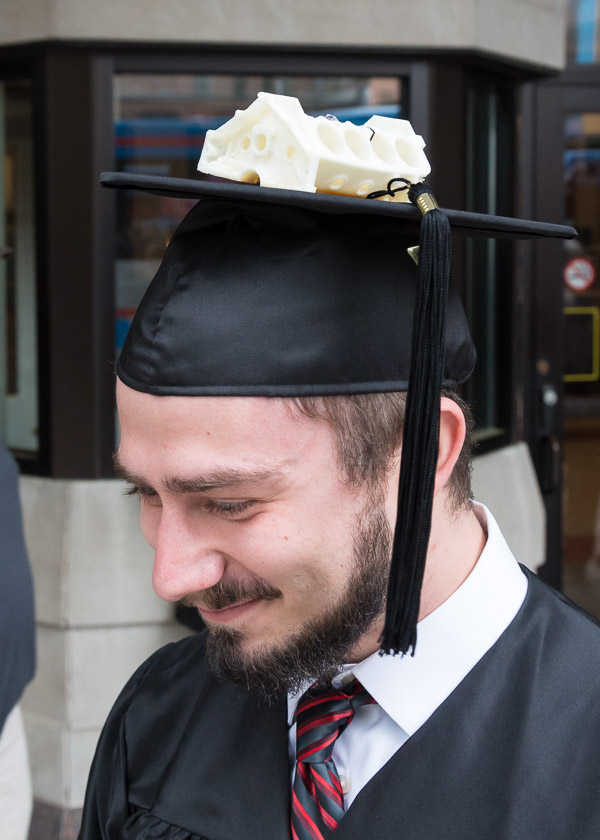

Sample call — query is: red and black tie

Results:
[291,678,375,840]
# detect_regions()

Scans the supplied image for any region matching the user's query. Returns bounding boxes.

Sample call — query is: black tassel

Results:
[380,181,451,656]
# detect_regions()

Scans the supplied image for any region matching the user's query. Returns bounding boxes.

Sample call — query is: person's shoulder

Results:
[109,631,210,724]
[524,567,600,636]
[520,568,600,691]
[127,631,209,689]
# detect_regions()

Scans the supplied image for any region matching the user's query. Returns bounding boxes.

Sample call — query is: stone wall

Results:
[19,478,189,831]
[0,0,567,71]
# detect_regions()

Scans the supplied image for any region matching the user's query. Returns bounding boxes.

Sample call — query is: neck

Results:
[348,499,487,662]
[417,499,487,621]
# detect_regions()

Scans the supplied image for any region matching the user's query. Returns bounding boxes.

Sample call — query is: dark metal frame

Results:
[0,44,117,477]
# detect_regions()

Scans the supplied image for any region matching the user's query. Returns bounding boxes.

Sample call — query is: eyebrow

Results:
[113,452,282,494]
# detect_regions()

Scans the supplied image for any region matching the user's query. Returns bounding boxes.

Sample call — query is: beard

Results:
[181,499,392,700]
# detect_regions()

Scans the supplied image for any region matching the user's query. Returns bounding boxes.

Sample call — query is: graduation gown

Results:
[79,570,600,839]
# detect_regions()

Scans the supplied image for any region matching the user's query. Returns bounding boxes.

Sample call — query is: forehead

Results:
[115,378,335,474]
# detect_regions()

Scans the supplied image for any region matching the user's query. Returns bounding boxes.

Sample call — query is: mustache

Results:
[180,577,282,611]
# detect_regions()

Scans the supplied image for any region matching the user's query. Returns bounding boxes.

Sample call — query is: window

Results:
[0,80,38,456]
[464,77,515,446]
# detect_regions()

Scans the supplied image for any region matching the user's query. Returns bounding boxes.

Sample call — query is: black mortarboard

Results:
[102,170,575,657]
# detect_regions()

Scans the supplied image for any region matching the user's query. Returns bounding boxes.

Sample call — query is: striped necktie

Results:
[291,678,375,840]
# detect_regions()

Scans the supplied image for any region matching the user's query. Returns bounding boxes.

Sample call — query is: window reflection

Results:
[567,0,600,64]
[0,80,38,455]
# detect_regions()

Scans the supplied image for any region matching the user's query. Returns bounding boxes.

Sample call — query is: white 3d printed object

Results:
[198,92,431,202]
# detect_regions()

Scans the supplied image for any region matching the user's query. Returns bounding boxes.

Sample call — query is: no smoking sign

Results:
[563,257,596,292]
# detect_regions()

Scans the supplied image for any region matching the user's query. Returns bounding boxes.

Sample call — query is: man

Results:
[79,112,600,838]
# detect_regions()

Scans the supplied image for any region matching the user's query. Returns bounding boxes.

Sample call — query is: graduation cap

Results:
[101,103,575,658]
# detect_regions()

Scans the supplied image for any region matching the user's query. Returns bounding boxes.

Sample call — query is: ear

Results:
[434,397,467,497]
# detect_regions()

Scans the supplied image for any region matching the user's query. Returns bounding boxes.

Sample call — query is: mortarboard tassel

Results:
[380,181,451,655]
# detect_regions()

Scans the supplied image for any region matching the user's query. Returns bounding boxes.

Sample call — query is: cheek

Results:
[240,511,352,596]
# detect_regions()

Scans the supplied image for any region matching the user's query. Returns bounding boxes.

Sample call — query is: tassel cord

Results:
[380,182,451,655]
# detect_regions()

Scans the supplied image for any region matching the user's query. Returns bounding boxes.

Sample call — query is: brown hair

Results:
[288,391,474,511]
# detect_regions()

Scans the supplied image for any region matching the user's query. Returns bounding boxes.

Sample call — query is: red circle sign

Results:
[563,257,596,292]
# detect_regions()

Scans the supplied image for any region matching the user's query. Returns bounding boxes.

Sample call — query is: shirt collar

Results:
[287,503,528,731]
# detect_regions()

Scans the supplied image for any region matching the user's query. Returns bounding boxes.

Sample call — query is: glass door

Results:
[562,107,600,614]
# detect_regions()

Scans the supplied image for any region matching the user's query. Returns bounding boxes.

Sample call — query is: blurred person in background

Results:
[0,440,36,840]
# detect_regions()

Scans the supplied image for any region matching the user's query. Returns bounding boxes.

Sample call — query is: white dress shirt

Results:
[287,503,528,808]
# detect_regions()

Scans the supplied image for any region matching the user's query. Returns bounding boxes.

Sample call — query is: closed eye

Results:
[203,498,256,518]
[124,484,160,502]
[124,485,256,518]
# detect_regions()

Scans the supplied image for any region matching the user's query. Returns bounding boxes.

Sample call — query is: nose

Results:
[150,506,227,602]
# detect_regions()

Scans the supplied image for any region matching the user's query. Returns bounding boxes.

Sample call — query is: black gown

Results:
[79,569,600,839]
